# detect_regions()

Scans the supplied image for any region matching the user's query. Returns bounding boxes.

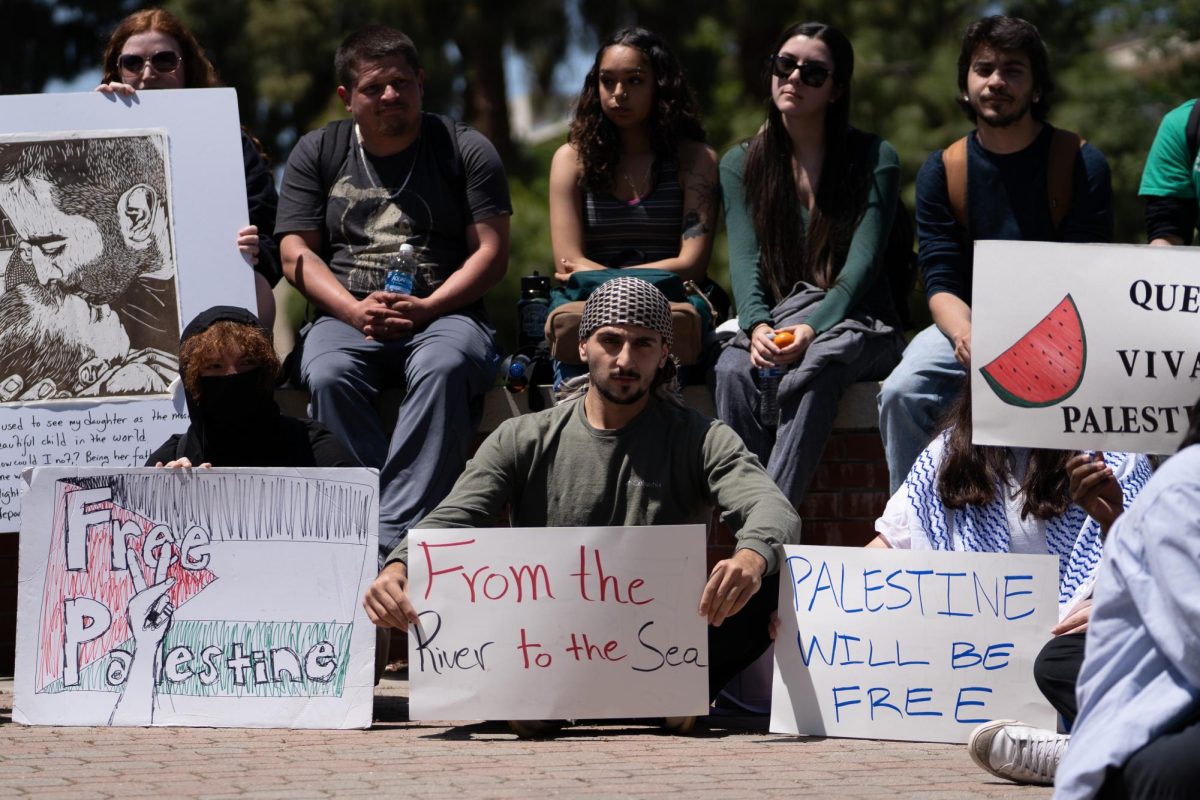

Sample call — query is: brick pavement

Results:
[0,677,1051,799]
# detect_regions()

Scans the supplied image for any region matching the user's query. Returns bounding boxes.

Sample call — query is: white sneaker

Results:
[968,719,1069,786]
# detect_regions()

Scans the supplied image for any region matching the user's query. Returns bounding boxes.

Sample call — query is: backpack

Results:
[312,113,467,264]
[942,128,1084,232]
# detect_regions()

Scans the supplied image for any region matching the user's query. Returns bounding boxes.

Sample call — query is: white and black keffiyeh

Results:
[577,276,673,351]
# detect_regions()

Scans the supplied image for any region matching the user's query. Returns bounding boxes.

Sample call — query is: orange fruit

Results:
[773,330,796,347]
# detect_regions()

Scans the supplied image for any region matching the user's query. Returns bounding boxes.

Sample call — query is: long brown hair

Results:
[743,22,867,301]
[100,8,220,88]
[937,379,1072,519]
[568,27,706,193]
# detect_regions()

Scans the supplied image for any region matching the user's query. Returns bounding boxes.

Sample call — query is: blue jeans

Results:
[300,313,498,561]
[876,324,965,493]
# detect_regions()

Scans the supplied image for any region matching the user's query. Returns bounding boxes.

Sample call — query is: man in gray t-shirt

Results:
[275,25,512,559]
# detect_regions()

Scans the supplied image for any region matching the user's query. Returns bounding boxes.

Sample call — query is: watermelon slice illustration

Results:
[980,293,1086,408]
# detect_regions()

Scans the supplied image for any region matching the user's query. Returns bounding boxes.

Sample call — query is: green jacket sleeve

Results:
[701,420,801,574]
[383,420,519,565]
[721,144,775,335]
[805,137,900,333]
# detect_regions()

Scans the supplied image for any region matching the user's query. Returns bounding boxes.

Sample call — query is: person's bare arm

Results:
[865,534,892,548]
[929,291,972,367]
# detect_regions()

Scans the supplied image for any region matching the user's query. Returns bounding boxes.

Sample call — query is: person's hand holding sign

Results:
[363,562,420,629]
[699,548,766,626]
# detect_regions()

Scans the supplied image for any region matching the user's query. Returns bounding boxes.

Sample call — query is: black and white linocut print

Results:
[0,130,180,405]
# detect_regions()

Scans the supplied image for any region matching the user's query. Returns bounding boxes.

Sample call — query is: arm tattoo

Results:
[681,210,709,240]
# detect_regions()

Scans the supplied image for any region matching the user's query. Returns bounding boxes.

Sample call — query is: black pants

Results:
[707,572,779,702]
[1034,632,1086,727]
[1097,698,1200,799]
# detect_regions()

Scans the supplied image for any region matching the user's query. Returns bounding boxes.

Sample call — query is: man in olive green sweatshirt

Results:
[363,277,800,724]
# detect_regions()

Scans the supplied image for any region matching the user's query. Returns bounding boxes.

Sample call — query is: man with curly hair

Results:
[275,25,511,563]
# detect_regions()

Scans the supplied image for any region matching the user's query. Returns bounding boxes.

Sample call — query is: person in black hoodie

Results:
[147,306,356,468]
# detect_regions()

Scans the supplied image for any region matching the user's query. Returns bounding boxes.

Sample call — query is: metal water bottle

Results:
[517,272,551,349]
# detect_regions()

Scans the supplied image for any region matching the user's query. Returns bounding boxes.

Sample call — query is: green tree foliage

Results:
[8,1,1199,352]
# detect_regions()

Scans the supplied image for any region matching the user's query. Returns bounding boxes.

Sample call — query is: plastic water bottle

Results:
[385,243,418,295]
[758,332,781,428]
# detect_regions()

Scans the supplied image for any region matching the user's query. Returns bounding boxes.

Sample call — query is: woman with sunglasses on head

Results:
[96,8,281,328]
[713,22,905,509]
[549,27,720,383]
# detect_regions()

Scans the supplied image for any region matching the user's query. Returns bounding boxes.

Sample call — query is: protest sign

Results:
[0,89,256,529]
[771,545,1058,743]
[14,467,378,728]
[972,240,1200,453]
[407,526,710,721]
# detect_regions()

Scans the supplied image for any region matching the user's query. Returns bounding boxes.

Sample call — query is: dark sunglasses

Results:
[117,50,181,75]
[769,55,832,88]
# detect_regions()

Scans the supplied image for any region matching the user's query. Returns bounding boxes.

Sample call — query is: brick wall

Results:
[0,533,15,676]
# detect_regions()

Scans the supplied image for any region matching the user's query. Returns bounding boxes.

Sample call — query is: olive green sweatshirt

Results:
[386,396,800,573]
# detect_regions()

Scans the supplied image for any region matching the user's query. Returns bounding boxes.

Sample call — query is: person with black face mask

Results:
[147,306,357,468]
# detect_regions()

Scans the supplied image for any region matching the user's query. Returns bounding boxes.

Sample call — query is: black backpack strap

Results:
[1186,99,1200,162]
[428,112,468,207]
[313,119,354,269]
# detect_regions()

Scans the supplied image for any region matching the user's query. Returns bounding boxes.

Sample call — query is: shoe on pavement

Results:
[661,716,697,735]
[507,719,568,739]
[969,719,1069,786]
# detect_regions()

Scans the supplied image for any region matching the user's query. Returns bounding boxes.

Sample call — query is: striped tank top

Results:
[583,161,682,268]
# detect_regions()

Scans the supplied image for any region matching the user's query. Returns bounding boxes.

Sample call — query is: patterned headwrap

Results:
[577,277,674,351]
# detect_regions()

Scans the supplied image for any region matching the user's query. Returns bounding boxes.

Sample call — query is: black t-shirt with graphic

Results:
[276,114,511,300]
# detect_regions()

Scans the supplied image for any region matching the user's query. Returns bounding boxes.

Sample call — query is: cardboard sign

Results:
[407,526,710,721]
[14,467,378,728]
[0,89,257,529]
[771,545,1058,743]
[972,241,1200,454]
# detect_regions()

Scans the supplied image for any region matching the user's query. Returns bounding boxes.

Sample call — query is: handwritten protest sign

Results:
[0,89,257,529]
[972,240,1200,453]
[14,467,378,728]
[407,526,710,721]
[771,545,1058,743]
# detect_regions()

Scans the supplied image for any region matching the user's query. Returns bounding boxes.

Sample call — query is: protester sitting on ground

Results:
[0,281,175,402]
[96,8,282,327]
[868,381,1151,787]
[713,21,905,510]
[362,277,801,738]
[548,27,720,385]
[967,450,1131,787]
[1140,98,1200,247]
[1053,398,1200,799]
[147,306,356,468]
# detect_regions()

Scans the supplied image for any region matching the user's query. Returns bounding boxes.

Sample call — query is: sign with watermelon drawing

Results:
[13,466,378,728]
[972,241,1200,454]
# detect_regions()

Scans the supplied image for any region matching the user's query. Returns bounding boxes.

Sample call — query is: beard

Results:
[974,91,1034,129]
[592,370,651,406]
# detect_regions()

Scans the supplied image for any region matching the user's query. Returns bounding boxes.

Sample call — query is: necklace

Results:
[355,123,420,200]
[622,159,654,205]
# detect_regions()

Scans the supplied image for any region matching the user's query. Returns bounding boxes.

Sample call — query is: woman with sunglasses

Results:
[713,22,905,509]
[548,27,720,383]
[95,8,281,328]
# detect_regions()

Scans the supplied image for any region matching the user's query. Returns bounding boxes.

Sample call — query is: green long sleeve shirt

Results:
[720,134,900,335]
[386,396,800,574]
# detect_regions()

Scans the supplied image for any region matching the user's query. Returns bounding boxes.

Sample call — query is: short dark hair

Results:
[335,25,420,89]
[956,16,1053,123]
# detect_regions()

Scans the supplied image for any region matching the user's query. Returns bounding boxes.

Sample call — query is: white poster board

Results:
[407,526,710,721]
[771,545,1058,743]
[972,240,1200,454]
[0,89,256,529]
[14,467,378,729]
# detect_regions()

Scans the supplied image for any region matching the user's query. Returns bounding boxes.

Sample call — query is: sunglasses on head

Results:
[769,55,832,88]
[117,50,181,75]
